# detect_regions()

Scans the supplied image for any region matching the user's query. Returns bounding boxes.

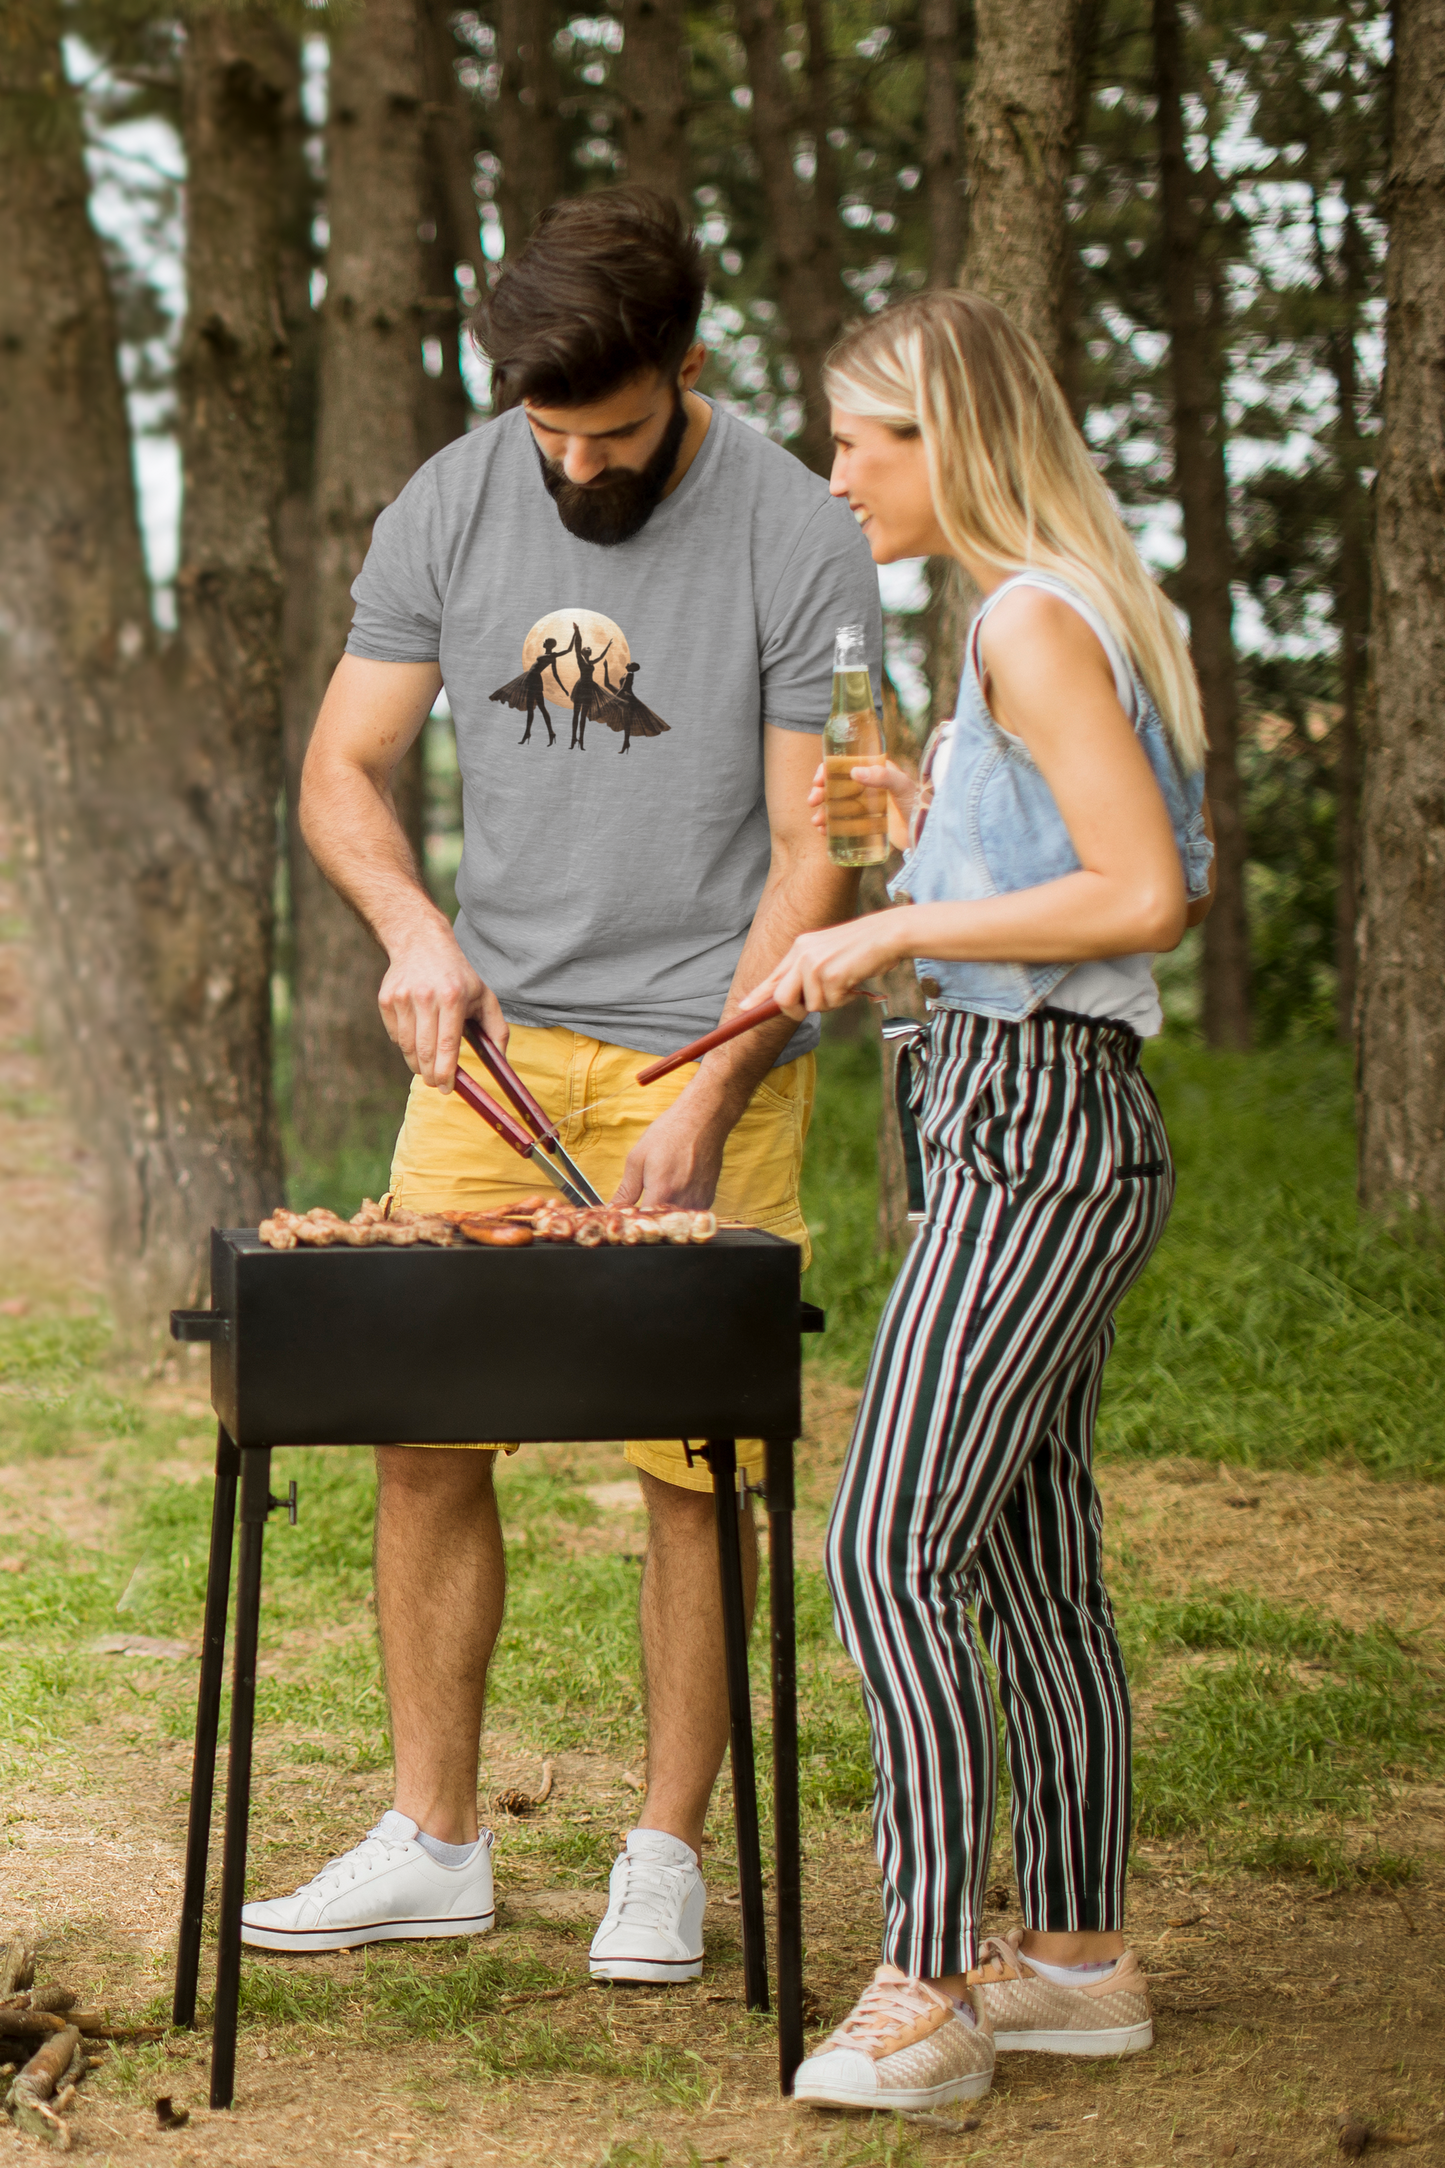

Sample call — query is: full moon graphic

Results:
[522,609,630,710]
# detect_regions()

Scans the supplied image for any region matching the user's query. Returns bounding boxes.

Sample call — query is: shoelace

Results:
[611,1858,688,1929]
[291,1831,413,1899]
[828,1971,951,2054]
[967,1936,1026,1985]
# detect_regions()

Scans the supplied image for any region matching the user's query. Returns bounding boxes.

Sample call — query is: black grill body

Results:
[171,1227,815,2114]
[207,1227,803,1444]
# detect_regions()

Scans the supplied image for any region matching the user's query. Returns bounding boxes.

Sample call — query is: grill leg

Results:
[767,1436,803,2094]
[708,1439,768,2013]
[173,1425,241,2030]
[210,1445,270,2110]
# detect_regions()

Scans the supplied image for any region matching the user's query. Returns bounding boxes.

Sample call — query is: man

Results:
[240,189,881,1984]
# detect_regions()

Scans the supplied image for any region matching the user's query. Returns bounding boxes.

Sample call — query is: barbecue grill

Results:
[170,1226,821,2108]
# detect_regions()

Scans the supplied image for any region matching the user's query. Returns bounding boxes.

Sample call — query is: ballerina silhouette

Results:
[566,622,613,751]
[597,660,670,755]
[488,637,568,745]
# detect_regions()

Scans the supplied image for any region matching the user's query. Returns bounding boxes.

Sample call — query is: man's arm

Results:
[611,726,858,1209]
[299,653,508,1085]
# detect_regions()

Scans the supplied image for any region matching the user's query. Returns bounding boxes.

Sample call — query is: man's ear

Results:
[678,341,707,393]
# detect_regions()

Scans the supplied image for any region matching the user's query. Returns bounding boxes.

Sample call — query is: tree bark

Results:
[0,5,290,1326]
[872,680,930,1256]
[1325,201,1372,1046]
[1356,0,1445,1217]
[495,0,566,256]
[961,0,1087,371]
[922,0,963,291]
[289,0,433,1166]
[734,0,848,473]
[619,0,689,202]
[1152,0,1251,1049]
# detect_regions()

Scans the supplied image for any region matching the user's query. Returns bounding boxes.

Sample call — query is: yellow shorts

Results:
[388,1022,815,1492]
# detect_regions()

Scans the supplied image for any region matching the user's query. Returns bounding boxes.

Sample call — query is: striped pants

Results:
[825,1007,1173,1978]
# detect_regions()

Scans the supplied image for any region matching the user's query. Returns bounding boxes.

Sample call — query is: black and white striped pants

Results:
[825,1006,1173,1979]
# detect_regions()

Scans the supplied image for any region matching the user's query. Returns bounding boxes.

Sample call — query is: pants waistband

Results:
[926,1003,1143,1072]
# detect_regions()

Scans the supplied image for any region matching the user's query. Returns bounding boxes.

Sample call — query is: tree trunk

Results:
[1326,201,1372,1046]
[619,0,689,201]
[872,680,931,1256]
[1152,0,1251,1049]
[289,0,432,1167]
[734,0,848,473]
[922,0,963,291]
[0,5,290,1327]
[961,0,1087,370]
[1356,0,1445,1217]
[495,0,566,256]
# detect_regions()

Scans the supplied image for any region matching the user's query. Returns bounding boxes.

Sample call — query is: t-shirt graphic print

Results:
[346,400,882,1058]
[490,611,670,754]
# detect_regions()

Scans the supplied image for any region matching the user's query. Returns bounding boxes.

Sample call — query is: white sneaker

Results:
[794,1967,995,2112]
[588,1828,706,1983]
[240,1812,495,1952]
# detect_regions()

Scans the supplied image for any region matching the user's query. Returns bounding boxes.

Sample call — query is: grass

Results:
[804,1033,1445,1481]
[2,1036,1444,2078]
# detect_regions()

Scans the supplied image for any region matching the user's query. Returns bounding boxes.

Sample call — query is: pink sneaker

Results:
[793,1966,995,2112]
[968,1934,1153,2055]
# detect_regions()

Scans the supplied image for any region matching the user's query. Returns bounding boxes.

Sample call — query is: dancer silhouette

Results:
[566,622,613,751]
[598,661,670,755]
[488,637,568,745]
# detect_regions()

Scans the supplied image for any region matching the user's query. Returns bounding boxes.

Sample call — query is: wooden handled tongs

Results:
[452,1021,604,1209]
[635,990,887,1087]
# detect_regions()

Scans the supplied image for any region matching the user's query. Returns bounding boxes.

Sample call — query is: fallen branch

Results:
[0,2009,156,2044]
[0,1936,36,2001]
[493,1760,555,1817]
[6,2022,79,2150]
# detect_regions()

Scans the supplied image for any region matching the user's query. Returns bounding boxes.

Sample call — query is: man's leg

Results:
[374,1446,506,1845]
[588,1467,759,1984]
[635,1469,758,1854]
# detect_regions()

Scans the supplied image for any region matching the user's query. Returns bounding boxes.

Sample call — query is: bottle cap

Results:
[834,623,868,668]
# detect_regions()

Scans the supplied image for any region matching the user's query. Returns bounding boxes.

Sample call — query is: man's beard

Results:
[535,393,690,546]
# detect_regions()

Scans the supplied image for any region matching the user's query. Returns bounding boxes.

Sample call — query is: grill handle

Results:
[171,1310,231,1344]
[798,1302,825,1335]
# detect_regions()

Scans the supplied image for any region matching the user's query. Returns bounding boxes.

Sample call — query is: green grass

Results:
[2,1036,1444,2069]
[804,1033,1445,1481]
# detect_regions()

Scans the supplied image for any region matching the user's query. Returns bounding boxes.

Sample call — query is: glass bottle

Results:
[823,623,888,867]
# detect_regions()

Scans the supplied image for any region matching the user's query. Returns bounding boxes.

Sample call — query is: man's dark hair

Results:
[477,188,706,412]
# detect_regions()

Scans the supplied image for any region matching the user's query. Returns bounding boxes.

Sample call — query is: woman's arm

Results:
[747,589,1190,1016]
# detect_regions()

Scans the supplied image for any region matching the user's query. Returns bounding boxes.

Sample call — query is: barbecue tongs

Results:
[450,1021,604,1210]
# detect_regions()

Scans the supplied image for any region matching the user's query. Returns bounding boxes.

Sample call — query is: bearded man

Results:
[240,188,881,1986]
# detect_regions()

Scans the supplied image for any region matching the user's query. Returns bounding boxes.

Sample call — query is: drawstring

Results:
[881,1016,929,1222]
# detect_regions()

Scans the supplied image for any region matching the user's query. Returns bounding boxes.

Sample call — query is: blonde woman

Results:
[743,292,1214,2115]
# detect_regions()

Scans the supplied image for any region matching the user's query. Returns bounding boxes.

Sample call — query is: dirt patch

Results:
[3,860,1445,2164]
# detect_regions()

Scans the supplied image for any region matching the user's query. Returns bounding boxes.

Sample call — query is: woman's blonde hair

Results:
[823,291,1207,770]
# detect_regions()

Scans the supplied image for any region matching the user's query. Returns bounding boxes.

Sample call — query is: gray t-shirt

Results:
[346,400,883,1059]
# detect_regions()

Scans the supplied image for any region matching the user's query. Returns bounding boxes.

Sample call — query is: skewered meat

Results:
[257,1198,721,1251]
[258,1202,463,1250]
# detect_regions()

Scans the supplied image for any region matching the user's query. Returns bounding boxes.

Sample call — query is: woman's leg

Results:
[826,1024,1172,1982]
[973,1326,1132,1953]
[824,1213,1000,1984]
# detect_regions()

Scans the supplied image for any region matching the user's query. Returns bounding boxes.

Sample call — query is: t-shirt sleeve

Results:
[345,465,447,663]
[758,495,884,732]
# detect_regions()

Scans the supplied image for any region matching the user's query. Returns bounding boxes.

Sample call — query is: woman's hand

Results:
[808,758,918,847]
[740,911,915,1020]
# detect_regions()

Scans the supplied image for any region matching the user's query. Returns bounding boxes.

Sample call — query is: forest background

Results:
[1,0,1443,1325]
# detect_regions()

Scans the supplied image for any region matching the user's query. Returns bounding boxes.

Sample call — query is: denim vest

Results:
[890,572,1213,1023]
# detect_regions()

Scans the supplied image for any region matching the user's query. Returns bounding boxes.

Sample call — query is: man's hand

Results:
[611,1087,735,1210]
[378,916,509,1091]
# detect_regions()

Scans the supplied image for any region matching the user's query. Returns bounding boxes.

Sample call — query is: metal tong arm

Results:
[449,1066,540,1163]
[461,1020,560,1145]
